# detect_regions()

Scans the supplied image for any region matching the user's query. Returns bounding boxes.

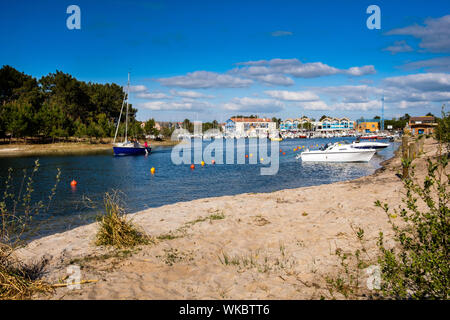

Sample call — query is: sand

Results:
[16,138,442,299]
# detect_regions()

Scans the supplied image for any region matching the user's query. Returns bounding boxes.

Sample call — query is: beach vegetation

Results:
[0,159,60,299]
[157,210,225,241]
[326,155,449,299]
[374,155,449,299]
[435,105,449,153]
[95,191,151,249]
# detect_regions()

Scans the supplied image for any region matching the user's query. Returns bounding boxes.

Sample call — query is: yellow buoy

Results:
[250,153,253,157]
[201,161,205,166]
[150,167,155,175]
[260,158,264,162]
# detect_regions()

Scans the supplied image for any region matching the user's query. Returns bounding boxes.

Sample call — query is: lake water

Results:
[0,138,399,237]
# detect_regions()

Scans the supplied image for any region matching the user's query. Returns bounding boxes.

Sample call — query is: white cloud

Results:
[401,56,450,72]
[169,90,215,99]
[383,73,450,92]
[223,97,284,113]
[157,71,253,88]
[136,92,170,99]
[386,15,450,53]
[264,90,320,101]
[233,58,376,80]
[129,85,148,93]
[383,40,413,54]
[271,31,293,37]
[139,100,213,112]
[298,101,333,111]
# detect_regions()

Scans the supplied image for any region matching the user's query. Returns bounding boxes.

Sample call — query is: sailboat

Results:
[112,73,152,156]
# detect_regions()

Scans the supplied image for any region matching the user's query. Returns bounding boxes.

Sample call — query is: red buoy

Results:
[190,164,195,170]
[245,154,249,158]
[70,180,77,187]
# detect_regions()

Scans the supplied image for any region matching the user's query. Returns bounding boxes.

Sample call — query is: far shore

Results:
[16,137,443,299]
[0,139,179,157]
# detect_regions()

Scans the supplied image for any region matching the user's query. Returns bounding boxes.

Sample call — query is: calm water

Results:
[0,138,399,236]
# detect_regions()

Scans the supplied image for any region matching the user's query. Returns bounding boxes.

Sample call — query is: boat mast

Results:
[113,87,127,144]
[125,72,130,143]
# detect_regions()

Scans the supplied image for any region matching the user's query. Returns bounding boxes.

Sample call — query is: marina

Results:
[0,137,398,237]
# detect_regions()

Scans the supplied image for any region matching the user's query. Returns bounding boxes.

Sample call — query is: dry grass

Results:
[95,192,152,249]
[0,245,53,300]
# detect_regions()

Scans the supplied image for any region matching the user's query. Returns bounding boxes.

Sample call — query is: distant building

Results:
[225,117,276,136]
[408,116,437,135]
[356,119,380,133]
[314,117,354,132]
[280,117,311,131]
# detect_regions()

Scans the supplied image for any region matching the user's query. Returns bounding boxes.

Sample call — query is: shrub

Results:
[375,155,449,299]
[0,160,60,299]
[95,192,151,248]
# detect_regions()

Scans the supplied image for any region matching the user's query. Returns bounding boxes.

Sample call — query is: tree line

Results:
[0,65,142,142]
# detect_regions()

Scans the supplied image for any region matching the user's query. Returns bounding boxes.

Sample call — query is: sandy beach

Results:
[16,138,441,299]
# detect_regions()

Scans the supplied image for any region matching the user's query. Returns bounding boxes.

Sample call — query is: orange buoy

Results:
[245,154,249,158]
[190,164,195,170]
[211,159,216,164]
[150,167,155,175]
[70,180,77,187]
[201,161,205,166]
[282,152,286,155]
[279,149,282,153]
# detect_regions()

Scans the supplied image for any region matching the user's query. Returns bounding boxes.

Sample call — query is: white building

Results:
[224,117,277,137]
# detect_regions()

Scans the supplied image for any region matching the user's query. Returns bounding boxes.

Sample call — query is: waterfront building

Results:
[224,117,276,136]
[314,117,354,132]
[408,116,437,135]
[356,119,380,133]
[280,116,311,131]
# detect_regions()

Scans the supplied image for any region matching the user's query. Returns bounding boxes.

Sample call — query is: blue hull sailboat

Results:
[112,73,151,156]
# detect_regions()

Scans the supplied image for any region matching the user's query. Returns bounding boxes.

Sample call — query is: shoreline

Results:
[17,138,440,299]
[0,140,179,157]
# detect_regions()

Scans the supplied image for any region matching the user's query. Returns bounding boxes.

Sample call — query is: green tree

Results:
[144,118,159,136]
[3,101,34,139]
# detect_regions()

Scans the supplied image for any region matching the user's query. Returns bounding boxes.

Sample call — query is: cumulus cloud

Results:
[233,58,376,80]
[138,100,213,112]
[129,85,147,93]
[136,92,170,99]
[169,90,215,99]
[383,40,413,54]
[401,56,450,72]
[386,15,450,53]
[270,31,293,37]
[264,90,320,101]
[157,71,253,89]
[296,99,381,112]
[383,73,450,92]
[223,97,284,113]
[297,101,333,111]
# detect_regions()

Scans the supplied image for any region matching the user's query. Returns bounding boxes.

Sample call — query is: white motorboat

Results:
[352,140,389,152]
[299,141,376,162]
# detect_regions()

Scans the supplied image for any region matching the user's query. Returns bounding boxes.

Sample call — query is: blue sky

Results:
[1,0,449,121]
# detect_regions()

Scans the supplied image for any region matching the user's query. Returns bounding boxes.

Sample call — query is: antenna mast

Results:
[381,95,385,131]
